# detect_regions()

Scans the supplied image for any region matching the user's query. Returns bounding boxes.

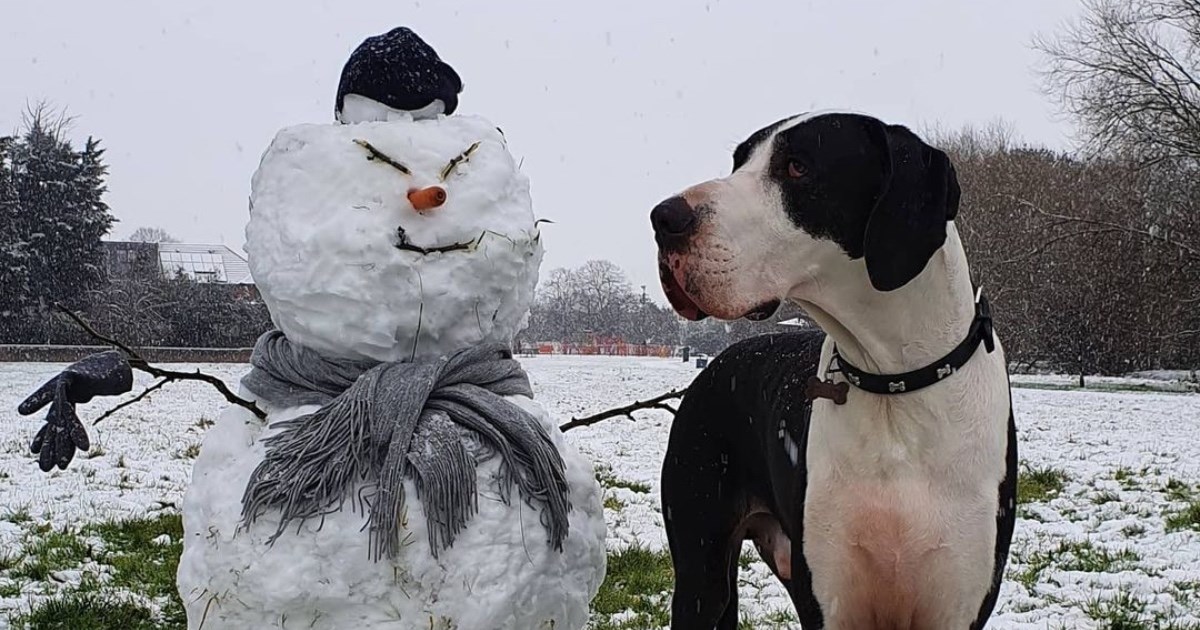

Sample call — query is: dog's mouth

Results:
[658,256,781,322]
[658,257,708,321]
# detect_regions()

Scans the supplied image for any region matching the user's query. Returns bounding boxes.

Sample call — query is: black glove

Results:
[18,350,134,472]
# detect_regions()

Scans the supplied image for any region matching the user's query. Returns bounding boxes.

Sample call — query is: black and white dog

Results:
[651,112,1017,629]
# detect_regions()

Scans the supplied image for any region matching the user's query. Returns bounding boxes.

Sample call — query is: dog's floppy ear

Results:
[862,122,960,291]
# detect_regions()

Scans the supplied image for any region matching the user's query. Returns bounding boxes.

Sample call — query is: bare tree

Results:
[938,125,1200,376]
[1035,0,1200,166]
[127,226,179,243]
[1032,0,1200,371]
[524,260,682,347]
[574,260,634,336]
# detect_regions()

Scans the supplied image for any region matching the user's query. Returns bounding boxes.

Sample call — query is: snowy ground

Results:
[1,356,1199,628]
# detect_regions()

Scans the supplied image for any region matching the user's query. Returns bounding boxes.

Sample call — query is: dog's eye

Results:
[787,161,807,179]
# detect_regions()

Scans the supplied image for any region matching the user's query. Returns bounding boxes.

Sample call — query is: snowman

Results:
[19,27,607,630]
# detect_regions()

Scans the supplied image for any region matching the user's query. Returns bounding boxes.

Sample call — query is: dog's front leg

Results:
[662,404,744,629]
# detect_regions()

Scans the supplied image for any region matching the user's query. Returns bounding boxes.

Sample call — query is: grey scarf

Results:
[239,330,571,560]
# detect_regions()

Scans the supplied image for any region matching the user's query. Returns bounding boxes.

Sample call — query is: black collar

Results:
[804,290,995,404]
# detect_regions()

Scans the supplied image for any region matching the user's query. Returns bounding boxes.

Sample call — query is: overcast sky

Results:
[2,0,1082,298]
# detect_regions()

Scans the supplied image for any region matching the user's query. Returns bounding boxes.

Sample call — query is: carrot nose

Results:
[408,186,447,214]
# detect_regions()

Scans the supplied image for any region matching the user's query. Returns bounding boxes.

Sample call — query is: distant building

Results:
[104,241,254,285]
[156,243,253,284]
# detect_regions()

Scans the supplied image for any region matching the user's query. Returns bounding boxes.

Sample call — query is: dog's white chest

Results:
[800,346,1010,628]
[803,467,999,628]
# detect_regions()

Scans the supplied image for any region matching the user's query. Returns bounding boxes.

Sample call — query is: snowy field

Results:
[1,356,1199,628]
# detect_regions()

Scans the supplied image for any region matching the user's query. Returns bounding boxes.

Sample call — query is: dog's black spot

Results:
[752,113,961,290]
[765,113,889,259]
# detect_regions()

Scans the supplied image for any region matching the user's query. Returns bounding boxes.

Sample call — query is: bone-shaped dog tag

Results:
[805,376,849,405]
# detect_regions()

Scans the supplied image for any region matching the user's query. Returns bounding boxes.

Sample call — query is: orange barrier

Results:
[524,341,675,357]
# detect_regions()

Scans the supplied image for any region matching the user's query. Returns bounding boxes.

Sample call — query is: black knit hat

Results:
[335,27,463,120]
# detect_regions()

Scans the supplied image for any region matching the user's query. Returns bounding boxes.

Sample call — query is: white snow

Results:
[247,114,542,363]
[337,94,446,123]
[2,358,1200,628]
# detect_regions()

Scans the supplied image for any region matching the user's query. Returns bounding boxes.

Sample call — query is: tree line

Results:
[938,123,1199,374]
[972,0,1200,373]
[2,0,1197,373]
[0,107,271,348]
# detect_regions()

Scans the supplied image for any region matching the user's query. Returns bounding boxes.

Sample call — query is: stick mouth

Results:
[393,223,474,255]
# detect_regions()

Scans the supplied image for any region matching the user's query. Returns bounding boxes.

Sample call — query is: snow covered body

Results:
[178,394,605,629]
[176,114,607,629]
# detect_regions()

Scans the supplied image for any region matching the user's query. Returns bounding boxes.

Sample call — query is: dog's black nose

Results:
[651,196,696,243]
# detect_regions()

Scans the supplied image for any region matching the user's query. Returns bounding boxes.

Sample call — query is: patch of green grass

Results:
[603,496,625,511]
[1113,467,1143,490]
[1012,549,1056,590]
[1019,465,1069,504]
[84,512,185,621]
[1165,499,1200,532]
[1093,490,1121,505]
[765,607,799,625]
[594,466,651,494]
[589,545,674,630]
[11,528,92,581]
[0,550,20,572]
[177,443,201,459]
[737,606,801,629]
[2,505,32,524]
[1057,540,1140,573]
[10,592,161,630]
[1014,539,1140,589]
[1165,478,1194,502]
[1174,581,1200,607]
[1084,588,1151,629]
[0,579,22,597]
[1082,587,1200,630]
[738,550,758,570]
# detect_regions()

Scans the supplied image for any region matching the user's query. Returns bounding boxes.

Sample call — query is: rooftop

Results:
[104,241,254,284]
[157,243,253,284]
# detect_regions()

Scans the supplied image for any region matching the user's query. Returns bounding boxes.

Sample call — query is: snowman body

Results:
[176,115,607,630]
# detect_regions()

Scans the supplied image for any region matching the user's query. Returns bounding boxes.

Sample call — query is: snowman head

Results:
[246,115,543,362]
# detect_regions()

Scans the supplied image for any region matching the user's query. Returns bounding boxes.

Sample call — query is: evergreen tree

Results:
[0,109,115,343]
[0,134,31,333]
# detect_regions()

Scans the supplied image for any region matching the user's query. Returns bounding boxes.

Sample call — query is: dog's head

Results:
[651,112,960,320]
